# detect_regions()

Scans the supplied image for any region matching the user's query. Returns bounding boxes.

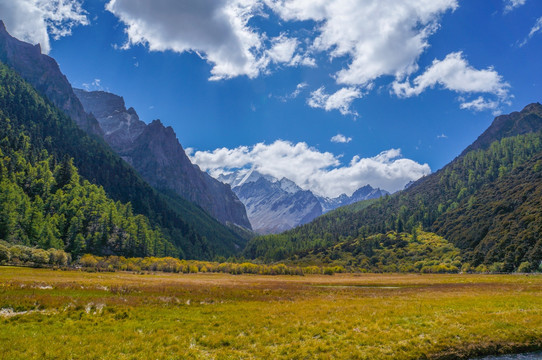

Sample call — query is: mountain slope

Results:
[0,24,248,258]
[0,61,245,259]
[432,152,542,271]
[73,89,251,230]
[219,170,321,233]
[0,63,175,258]
[0,21,102,136]
[234,175,322,234]
[244,104,542,271]
[461,102,542,155]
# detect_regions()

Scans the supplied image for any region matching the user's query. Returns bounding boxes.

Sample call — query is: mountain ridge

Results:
[219,169,388,234]
[74,88,252,230]
[0,20,103,137]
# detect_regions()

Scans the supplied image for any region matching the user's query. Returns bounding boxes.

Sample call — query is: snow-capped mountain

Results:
[219,169,389,234]
[317,185,390,213]
[218,170,320,234]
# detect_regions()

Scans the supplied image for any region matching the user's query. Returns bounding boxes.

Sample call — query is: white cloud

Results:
[266,0,458,86]
[278,82,308,102]
[528,17,542,37]
[106,0,262,80]
[520,16,542,46]
[188,140,431,196]
[82,79,103,91]
[504,0,526,13]
[459,96,500,113]
[308,86,363,116]
[330,134,352,143]
[437,133,447,139]
[392,52,510,111]
[266,34,297,64]
[291,82,308,98]
[105,0,459,87]
[0,0,89,54]
[106,0,314,80]
[104,0,513,117]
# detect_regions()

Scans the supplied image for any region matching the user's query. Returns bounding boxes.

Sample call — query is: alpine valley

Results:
[3,3,542,360]
[0,18,541,274]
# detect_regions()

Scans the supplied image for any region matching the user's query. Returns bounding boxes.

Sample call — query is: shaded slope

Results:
[234,177,322,234]
[432,152,542,271]
[220,169,387,233]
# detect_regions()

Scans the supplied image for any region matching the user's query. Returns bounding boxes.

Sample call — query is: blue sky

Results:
[1,0,541,196]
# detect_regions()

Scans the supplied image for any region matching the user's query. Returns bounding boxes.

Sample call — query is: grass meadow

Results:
[1,267,542,359]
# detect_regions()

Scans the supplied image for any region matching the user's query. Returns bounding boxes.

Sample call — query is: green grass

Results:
[1,267,542,359]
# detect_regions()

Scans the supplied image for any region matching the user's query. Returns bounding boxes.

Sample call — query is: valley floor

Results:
[1,267,542,359]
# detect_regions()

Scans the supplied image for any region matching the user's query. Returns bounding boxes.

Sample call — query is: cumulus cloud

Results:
[266,0,458,86]
[106,0,262,80]
[188,140,430,196]
[504,0,526,13]
[519,16,542,46]
[105,0,314,80]
[393,52,510,112]
[0,0,89,54]
[105,0,459,86]
[308,86,363,116]
[265,34,315,67]
[459,96,500,113]
[104,0,513,116]
[330,134,352,143]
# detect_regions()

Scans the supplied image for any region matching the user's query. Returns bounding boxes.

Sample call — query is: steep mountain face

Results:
[219,169,388,234]
[244,104,542,271]
[0,21,102,136]
[74,89,251,230]
[317,185,389,213]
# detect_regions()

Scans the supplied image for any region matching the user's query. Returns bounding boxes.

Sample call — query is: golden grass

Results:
[1,267,542,359]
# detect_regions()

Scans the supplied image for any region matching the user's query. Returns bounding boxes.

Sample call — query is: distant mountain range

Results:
[219,169,388,234]
[73,89,251,230]
[316,185,390,213]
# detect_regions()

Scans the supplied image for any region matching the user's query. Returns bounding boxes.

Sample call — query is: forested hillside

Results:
[0,62,243,259]
[432,151,542,271]
[245,104,542,271]
[0,151,174,258]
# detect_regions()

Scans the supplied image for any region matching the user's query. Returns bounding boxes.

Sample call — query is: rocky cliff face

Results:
[220,169,388,233]
[74,89,252,230]
[0,21,103,136]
